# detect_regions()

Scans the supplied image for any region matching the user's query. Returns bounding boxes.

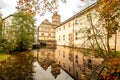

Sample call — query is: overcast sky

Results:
[0,0,96,26]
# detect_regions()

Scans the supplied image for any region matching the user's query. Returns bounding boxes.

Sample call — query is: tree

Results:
[78,0,120,79]
[0,12,2,40]
[75,0,120,79]
[16,0,120,79]
[11,11,35,51]
[16,0,116,16]
[99,0,120,54]
[16,0,66,16]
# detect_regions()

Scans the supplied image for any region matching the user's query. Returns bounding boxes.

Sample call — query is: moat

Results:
[0,46,103,80]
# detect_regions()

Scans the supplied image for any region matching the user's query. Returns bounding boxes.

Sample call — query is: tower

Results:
[52,12,61,28]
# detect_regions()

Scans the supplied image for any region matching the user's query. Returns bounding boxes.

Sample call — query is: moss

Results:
[0,53,10,62]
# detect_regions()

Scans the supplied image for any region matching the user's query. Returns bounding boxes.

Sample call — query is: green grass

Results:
[0,52,10,61]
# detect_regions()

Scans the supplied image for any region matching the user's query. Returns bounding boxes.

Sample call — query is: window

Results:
[63,63,65,68]
[69,34,71,40]
[76,37,78,40]
[76,55,78,63]
[59,28,61,31]
[75,32,78,40]
[69,67,71,72]
[75,20,78,25]
[76,32,78,36]
[48,33,51,36]
[41,33,44,36]
[63,35,65,40]
[76,55,78,58]
[59,61,61,64]
[68,23,71,27]
[63,52,65,57]
[63,26,65,29]
[59,36,61,40]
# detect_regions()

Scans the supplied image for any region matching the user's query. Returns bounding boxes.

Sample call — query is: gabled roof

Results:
[41,19,52,25]
[38,19,53,29]
[2,14,13,21]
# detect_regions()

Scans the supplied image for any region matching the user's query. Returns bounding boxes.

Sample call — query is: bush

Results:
[0,39,17,53]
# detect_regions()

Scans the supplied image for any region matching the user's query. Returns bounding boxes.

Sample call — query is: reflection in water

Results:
[0,52,34,80]
[0,46,103,80]
[35,46,103,80]
[55,46,104,80]
[37,48,60,78]
[34,47,73,80]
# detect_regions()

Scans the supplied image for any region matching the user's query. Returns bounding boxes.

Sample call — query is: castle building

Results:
[38,1,120,50]
[55,1,120,50]
[56,2,101,48]
[38,12,61,46]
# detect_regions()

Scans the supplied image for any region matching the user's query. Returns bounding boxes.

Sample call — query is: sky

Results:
[0,0,96,26]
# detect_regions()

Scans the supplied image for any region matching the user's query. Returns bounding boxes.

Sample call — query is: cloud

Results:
[0,0,7,9]
[0,0,18,9]
[0,0,18,17]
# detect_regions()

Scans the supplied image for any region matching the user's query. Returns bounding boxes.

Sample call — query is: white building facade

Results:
[2,15,14,41]
[55,2,120,50]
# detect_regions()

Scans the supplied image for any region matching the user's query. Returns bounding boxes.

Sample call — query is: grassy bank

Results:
[0,52,10,61]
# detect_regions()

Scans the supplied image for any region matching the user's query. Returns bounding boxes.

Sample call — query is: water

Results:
[0,46,103,80]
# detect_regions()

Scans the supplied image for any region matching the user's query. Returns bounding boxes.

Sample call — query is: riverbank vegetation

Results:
[0,11,35,53]
[82,0,120,79]
[10,11,35,51]
[0,52,10,62]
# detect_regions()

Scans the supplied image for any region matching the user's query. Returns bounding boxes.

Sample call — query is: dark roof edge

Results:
[56,0,100,28]
[2,14,13,21]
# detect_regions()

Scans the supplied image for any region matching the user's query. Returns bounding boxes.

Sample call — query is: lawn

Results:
[0,52,10,61]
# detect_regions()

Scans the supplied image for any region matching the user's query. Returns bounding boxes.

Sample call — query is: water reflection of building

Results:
[55,46,103,80]
[37,48,61,78]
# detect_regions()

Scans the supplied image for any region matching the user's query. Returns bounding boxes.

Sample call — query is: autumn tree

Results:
[80,0,120,79]
[75,0,120,79]
[16,0,66,16]
[99,0,120,54]
[16,0,116,16]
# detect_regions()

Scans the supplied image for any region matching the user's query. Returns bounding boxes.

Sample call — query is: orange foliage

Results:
[101,58,120,80]
[16,0,118,17]
[24,0,30,2]
[16,0,64,16]
[100,0,116,12]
